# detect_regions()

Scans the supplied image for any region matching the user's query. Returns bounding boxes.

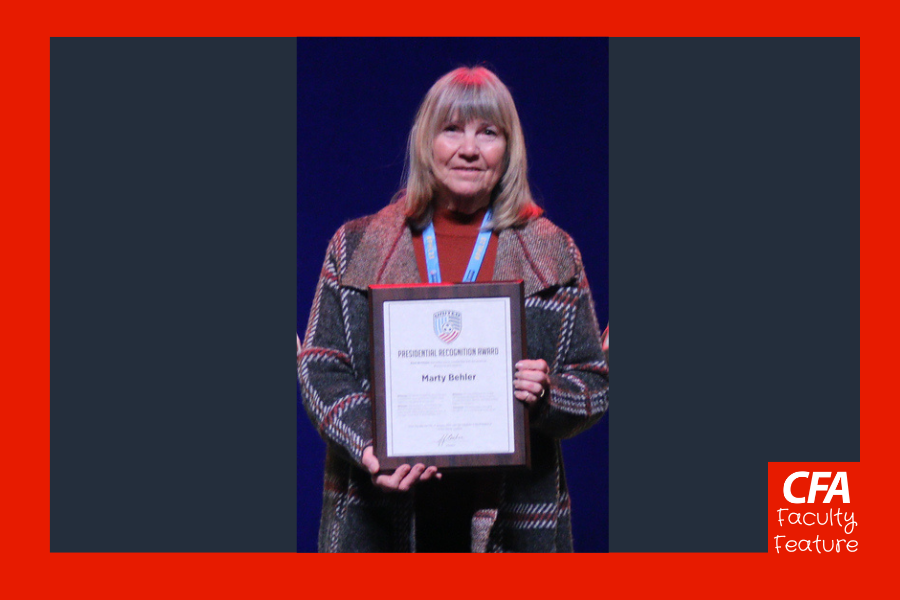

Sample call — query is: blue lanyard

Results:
[422,207,493,283]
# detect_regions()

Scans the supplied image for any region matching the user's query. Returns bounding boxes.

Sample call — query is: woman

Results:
[299,66,608,552]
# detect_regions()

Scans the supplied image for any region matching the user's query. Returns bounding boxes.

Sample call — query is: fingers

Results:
[513,378,546,405]
[361,446,380,475]
[514,380,543,398]
[514,390,537,404]
[398,464,426,491]
[419,465,439,481]
[515,359,550,405]
[516,359,549,373]
[372,463,441,492]
[374,464,410,492]
[515,369,548,384]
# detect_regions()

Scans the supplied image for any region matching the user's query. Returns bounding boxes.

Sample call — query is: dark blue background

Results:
[296,38,609,552]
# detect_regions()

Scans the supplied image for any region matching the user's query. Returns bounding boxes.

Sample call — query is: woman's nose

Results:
[459,133,480,158]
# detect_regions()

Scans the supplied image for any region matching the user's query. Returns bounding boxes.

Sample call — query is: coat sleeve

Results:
[298,227,373,466]
[530,241,609,439]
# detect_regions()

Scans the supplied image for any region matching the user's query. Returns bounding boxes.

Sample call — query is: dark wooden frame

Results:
[369,281,529,471]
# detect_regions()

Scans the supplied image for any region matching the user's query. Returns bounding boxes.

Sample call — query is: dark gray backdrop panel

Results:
[50,38,297,552]
[609,38,859,552]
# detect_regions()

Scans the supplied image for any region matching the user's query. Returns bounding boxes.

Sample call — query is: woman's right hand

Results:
[361,446,441,492]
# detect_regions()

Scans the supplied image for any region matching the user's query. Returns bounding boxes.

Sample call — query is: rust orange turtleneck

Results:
[411,205,499,283]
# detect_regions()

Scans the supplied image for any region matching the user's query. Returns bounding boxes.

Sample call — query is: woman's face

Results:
[431,117,507,211]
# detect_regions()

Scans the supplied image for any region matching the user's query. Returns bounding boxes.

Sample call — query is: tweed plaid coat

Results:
[299,202,609,552]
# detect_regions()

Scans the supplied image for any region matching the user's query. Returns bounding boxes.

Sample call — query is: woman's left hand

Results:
[514,359,551,408]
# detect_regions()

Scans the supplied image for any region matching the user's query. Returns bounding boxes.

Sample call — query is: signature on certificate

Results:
[437,433,463,447]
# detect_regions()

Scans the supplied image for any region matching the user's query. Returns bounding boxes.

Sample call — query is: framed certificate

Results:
[369,281,530,470]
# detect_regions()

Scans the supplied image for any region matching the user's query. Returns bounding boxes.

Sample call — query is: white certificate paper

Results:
[382,297,514,457]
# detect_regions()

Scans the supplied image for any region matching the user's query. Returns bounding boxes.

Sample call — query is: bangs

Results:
[402,65,539,229]
[429,82,509,133]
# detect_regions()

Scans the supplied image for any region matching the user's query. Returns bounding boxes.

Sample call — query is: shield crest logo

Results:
[433,310,462,344]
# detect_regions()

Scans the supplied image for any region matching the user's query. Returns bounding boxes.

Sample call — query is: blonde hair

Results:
[397,66,541,230]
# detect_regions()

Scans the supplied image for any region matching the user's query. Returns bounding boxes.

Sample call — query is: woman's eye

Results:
[482,127,500,137]
[443,124,461,133]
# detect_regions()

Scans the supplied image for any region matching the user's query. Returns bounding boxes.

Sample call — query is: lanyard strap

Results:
[422,207,493,283]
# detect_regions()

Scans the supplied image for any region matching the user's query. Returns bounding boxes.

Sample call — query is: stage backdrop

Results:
[296,38,609,552]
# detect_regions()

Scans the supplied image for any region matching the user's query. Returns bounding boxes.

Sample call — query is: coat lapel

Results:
[494,217,578,296]
[342,203,420,290]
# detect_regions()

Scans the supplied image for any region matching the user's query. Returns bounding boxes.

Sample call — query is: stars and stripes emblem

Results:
[433,310,462,344]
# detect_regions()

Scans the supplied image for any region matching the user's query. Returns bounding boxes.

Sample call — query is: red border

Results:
[9,2,887,596]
